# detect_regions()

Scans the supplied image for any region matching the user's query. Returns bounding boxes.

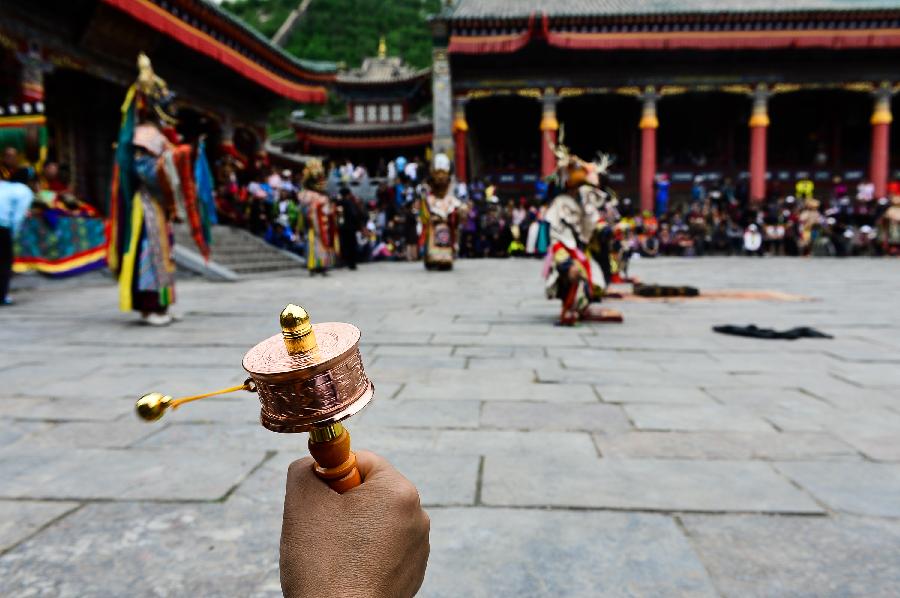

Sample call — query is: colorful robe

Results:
[542,190,601,321]
[299,189,335,271]
[421,192,460,269]
[107,86,211,313]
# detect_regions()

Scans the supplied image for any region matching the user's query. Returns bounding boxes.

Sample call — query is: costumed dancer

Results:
[298,159,335,276]
[107,54,211,326]
[420,153,461,270]
[542,137,623,326]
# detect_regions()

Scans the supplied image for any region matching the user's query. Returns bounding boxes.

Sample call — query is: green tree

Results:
[221,0,440,69]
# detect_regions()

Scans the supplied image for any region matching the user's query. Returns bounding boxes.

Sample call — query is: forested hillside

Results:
[221,0,441,68]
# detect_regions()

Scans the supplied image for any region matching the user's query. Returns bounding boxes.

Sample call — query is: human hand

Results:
[280,450,430,598]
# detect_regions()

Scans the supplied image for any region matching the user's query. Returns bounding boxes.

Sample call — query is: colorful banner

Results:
[14,212,107,277]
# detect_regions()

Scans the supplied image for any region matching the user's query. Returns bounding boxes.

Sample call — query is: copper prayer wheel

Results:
[245,307,374,433]
[135,303,374,493]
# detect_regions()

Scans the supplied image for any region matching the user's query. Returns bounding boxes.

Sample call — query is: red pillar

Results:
[748,85,770,205]
[540,91,559,179]
[452,100,468,183]
[870,84,893,199]
[638,89,659,214]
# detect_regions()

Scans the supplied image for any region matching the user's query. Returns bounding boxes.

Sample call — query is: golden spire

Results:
[377,36,387,59]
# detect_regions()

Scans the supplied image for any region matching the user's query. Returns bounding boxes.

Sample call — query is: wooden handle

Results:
[308,427,361,493]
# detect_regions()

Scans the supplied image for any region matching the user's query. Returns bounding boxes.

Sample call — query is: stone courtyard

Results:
[1,257,899,597]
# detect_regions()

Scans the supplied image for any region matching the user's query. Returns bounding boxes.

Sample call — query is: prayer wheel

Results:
[135,304,374,493]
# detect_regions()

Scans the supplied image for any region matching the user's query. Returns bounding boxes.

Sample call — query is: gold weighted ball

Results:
[136,392,172,422]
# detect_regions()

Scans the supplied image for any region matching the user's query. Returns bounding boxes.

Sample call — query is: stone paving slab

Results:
[596,385,713,405]
[0,420,51,448]
[682,514,900,597]
[433,429,597,458]
[595,431,858,461]
[776,461,900,517]
[135,422,309,452]
[482,456,823,513]
[398,381,597,402]
[481,401,632,433]
[465,356,558,371]
[372,355,468,369]
[156,396,263,425]
[0,396,135,422]
[357,398,481,429]
[383,453,480,506]
[821,410,900,461]
[0,447,266,501]
[0,501,279,598]
[624,404,776,433]
[432,332,588,347]
[0,501,80,553]
[422,508,718,598]
[370,366,536,385]
[831,363,900,387]
[10,420,159,449]
[371,345,454,357]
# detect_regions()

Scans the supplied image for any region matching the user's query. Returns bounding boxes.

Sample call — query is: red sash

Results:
[550,241,593,289]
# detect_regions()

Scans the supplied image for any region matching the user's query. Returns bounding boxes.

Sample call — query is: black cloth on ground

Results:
[633,283,700,297]
[713,324,833,340]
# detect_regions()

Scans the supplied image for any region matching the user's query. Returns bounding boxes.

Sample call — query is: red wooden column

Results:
[540,90,559,179]
[452,99,469,183]
[638,87,659,214]
[870,83,894,199]
[748,84,771,205]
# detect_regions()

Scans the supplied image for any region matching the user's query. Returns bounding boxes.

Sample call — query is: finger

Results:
[283,457,333,512]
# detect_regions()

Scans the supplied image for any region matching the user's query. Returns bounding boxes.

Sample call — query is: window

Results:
[379,104,390,122]
[366,105,377,122]
[391,104,403,122]
[353,105,364,123]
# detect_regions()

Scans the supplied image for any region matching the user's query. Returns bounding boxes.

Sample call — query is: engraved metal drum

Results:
[243,322,374,433]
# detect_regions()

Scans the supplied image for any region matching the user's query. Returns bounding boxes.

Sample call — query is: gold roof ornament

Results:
[377,36,387,59]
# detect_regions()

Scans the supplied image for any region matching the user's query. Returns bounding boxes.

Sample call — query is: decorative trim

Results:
[0,114,46,128]
[101,0,327,103]
[300,131,433,149]
[545,27,900,51]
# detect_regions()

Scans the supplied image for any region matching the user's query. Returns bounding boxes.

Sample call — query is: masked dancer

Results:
[420,153,461,270]
[108,54,212,326]
[298,159,335,276]
[542,137,623,326]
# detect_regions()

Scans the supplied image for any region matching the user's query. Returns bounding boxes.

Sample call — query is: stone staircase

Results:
[174,224,306,276]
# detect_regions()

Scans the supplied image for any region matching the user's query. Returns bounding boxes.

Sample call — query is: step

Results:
[230,264,305,274]
[173,224,307,277]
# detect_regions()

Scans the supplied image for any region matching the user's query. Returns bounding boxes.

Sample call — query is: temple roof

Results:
[201,0,337,74]
[292,114,432,134]
[99,0,336,102]
[336,55,430,86]
[448,0,900,19]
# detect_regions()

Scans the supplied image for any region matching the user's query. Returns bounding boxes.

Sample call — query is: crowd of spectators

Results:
[214,154,900,267]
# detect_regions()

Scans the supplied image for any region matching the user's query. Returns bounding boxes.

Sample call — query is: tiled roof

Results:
[449,0,900,19]
[200,0,336,74]
[337,56,430,85]
[291,115,433,135]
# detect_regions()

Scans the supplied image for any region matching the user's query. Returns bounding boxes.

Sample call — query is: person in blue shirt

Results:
[0,179,36,305]
[655,173,670,216]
